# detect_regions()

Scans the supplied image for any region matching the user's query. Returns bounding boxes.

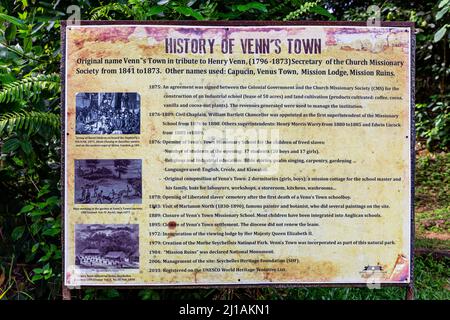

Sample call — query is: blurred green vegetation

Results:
[0,0,448,300]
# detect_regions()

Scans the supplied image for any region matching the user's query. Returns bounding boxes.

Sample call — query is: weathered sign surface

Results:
[63,22,414,287]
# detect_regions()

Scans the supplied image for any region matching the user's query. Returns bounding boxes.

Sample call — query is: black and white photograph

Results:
[75,92,140,134]
[75,224,139,270]
[74,159,142,204]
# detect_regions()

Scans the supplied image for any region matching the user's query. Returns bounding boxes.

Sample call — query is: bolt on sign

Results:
[62,21,414,288]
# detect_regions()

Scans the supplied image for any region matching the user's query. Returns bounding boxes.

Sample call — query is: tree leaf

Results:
[42,226,60,237]
[31,243,39,253]
[30,210,49,217]
[436,6,449,20]
[11,225,25,240]
[175,6,204,20]
[0,13,25,27]
[20,140,32,154]
[32,268,43,274]
[309,5,337,21]
[434,25,447,42]
[30,222,41,236]
[438,0,450,9]
[31,274,43,281]
[2,138,20,153]
[23,37,32,53]
[18,204,34,214]
[5,24,17,42]
[235,2,268,13]
[147,6,165,17]
[45,196,59,206]
[37,186,50,198]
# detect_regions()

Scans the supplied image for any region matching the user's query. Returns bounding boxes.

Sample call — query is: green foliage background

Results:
[0,0,448,300]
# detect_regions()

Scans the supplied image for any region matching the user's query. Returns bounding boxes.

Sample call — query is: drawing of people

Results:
[95,190,103,203]
[85,189,91,203]
[116,192,123,204]
[81,186,86,202]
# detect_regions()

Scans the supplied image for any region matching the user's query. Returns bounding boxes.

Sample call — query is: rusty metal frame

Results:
[61,20,415,297]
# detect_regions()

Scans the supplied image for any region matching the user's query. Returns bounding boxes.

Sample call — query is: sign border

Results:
[61,20,415,290]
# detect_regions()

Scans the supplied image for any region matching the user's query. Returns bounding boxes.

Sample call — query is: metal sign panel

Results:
[62,21,414,287]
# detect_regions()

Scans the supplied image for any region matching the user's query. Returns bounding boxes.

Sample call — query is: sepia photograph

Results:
[74,159,142,204]
[75,92,140,134]
[75,224,139,270]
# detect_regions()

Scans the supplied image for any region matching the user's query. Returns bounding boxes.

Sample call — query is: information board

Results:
[62,21,414,287]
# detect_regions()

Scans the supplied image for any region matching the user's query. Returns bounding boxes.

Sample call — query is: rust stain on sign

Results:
[168,221,177,229]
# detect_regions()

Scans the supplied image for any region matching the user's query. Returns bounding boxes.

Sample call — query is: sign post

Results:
[61,21,414,297]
